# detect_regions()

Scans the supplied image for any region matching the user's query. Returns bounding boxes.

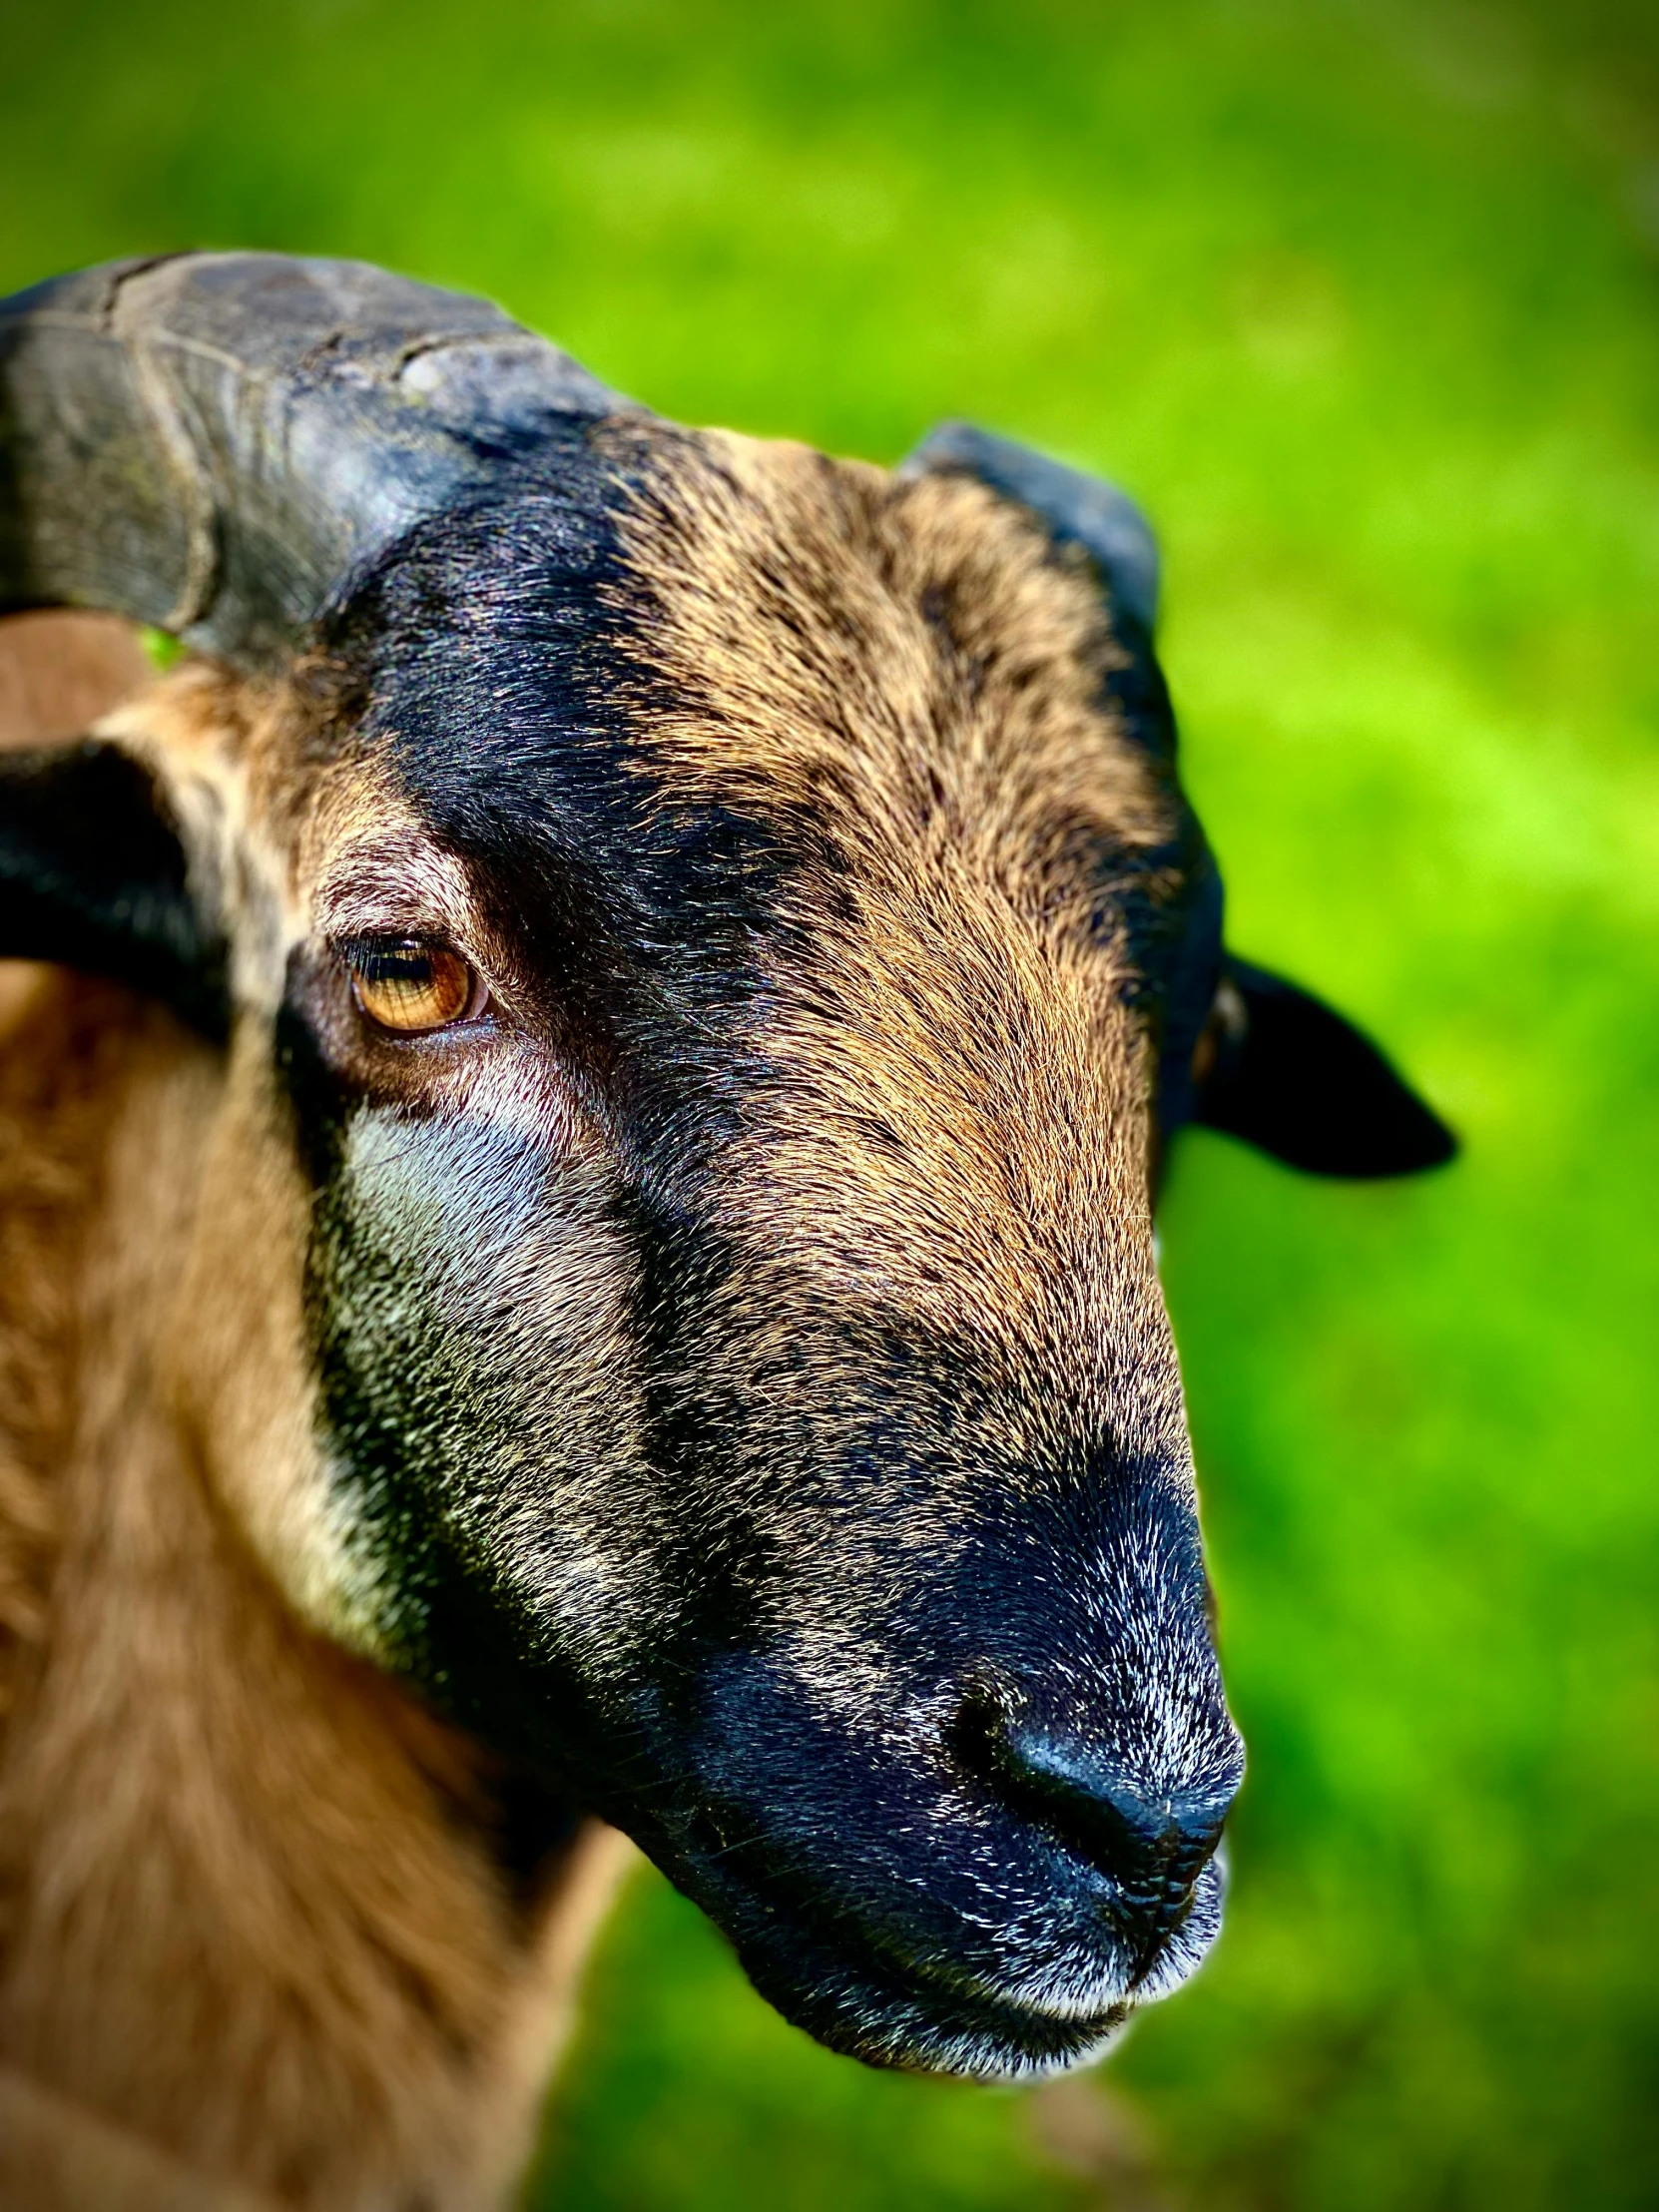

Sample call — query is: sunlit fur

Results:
[0,416,1246,2202]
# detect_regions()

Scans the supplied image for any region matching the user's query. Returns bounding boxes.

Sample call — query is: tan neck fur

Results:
[0,976,626,2208]
[0,613,630,2209]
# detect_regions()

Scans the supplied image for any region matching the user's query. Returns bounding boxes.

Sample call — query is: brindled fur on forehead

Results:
[600,428,1178,1349]
[602,425,1177,893]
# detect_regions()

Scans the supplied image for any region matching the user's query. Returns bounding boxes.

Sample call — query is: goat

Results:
[0,255,1453,2211]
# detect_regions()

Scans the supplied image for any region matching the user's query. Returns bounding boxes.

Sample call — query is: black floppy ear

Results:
[1196,955,1455,1177]
[0,739,228,1040]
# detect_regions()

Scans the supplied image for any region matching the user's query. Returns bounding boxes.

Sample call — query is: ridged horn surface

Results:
[0,253,635,668]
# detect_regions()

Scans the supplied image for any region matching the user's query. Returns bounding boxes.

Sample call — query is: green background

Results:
[5,1,1656,2204]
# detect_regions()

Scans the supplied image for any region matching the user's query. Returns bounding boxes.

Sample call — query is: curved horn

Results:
[0,254,636,669]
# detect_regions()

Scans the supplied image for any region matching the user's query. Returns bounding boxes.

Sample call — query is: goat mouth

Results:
[714,1884,1140,2080]
[641,1825,1226,2081]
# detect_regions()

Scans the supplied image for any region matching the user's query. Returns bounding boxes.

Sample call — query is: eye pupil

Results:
[348,942,476,1033]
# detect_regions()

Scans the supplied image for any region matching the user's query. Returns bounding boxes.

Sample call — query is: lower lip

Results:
[632,1796,1224,2075]
[699,1871,1171,2080]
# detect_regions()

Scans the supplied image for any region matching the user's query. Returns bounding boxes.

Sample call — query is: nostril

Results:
[996,1724,1231,1888]
[952,1702,1239,1969]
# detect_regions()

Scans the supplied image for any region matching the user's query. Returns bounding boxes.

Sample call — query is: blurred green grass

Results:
[5,1,1656,2204]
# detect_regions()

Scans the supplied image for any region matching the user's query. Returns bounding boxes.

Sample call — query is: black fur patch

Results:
[0,739,228,1038]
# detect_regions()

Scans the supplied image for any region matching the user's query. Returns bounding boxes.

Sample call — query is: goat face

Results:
[0,258,1453,2081]
[276,428,1237,2076]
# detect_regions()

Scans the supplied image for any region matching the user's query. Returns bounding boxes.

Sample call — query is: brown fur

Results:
[615,435,1170,869]
[0,612,151,750]
[0,618,631,2209]
[616,434,1171,1350]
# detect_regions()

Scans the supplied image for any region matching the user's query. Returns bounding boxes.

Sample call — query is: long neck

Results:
[0,974,615,2210]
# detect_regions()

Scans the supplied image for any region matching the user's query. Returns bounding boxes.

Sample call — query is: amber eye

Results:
[347,941,479,1034]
